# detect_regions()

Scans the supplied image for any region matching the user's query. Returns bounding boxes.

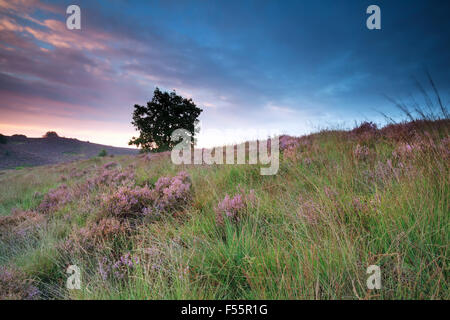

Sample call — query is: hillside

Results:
[0,135,139,170]
[0,119,448,300]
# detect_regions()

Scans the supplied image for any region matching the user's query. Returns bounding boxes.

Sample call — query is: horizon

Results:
[1,0,449,148]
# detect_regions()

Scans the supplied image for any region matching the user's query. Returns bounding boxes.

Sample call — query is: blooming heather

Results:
[87,168,135,189]
[153,171,192,213]
[102,185,154,218]
[297,195,320,225]
[279,135,300,151]
[38,184,72,213]
[215,189,256,226]
[0,266,40,300]
[103,162,118,170]
[349,121,379,143]
[97,252,140,280]
[101,171,192,219]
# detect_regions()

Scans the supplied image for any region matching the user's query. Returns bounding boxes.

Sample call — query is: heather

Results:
[0,118,448,300]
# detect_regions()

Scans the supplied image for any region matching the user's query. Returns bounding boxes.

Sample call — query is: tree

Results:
[129,88,202,152]
[43,131,59,138]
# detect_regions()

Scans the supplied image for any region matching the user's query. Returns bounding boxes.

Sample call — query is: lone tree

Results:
[43,131,59,138]
[129,88,202,152]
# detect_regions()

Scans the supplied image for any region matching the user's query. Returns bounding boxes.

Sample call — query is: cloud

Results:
[1,0,449,148]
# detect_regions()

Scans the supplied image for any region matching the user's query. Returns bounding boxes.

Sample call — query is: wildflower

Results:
[392,142,421,159]
[87,168,135,190]
[323,186,338,200]
[215,190,256,226]
[101,171,191,219]
[99,252,140,280]
[353,144,371,161]
[103,162,118,170]
[153,171,191,214]
[279,135,300,151]
[178,266,190,279]
[297,196,320,225]
[0,266,40,300]
[102,185,154,218]
[38,184,72,213]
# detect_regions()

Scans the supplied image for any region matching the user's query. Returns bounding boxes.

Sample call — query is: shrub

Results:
[101,171,192,219]
[102,185,155,219]
[66,218,130,253]
[350,121,378,136]
[152,171,191,214]
[98,149,107,157]
[279,135,300,151]
[215,189,256,226]
[98,252,140,280]
[0,209,45,240]
[38,184,72,213]
[0,266,40,300]
[349,121,379,144]
[85,168,135,190]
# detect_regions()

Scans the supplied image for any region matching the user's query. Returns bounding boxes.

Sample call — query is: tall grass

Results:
[1,112,448,299]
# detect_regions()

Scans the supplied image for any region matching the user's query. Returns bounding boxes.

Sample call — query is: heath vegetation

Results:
[0,99,449,300]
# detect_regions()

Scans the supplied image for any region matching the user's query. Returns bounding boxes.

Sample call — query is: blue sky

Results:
[0,0,449,147]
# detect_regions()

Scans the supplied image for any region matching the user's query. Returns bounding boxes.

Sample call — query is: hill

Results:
[0,119,448,300]
[0,134,139,170]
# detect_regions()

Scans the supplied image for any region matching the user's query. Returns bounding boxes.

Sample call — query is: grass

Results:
[62,151,82,156]
[0,119,448,300]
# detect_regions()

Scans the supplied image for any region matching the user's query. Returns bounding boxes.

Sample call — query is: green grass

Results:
[0,121,448,300]
[62,151,82,156]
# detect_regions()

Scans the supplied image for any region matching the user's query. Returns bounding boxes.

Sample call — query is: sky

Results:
[0,0,449,148]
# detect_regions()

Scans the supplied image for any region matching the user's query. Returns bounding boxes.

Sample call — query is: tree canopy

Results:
[129,88,202,152]
[43,131,59,138]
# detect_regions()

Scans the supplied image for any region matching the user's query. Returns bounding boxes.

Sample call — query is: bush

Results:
[0,209,45,240]
[101,171,192,219]
[68,218,131,253]
[215,189,256,226]
[98,252,140,281]
[98,149,107,157]
[102,185,155,219]
[38,184,72,214]
[0,266,40,300]
[43,131,59,138]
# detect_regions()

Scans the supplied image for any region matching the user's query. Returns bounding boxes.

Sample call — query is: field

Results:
[0,119,448,300]
[0,135,138,170]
